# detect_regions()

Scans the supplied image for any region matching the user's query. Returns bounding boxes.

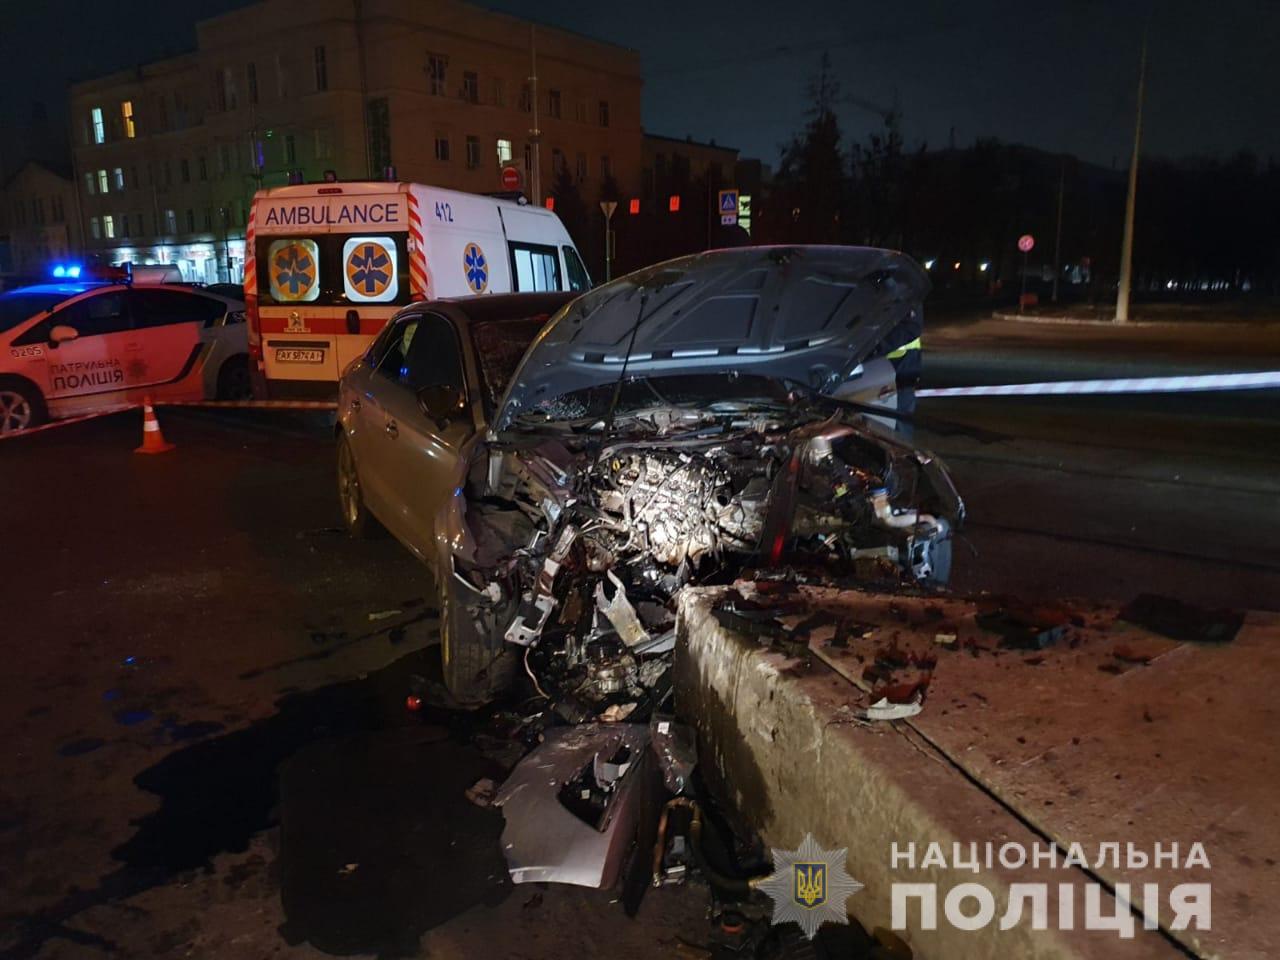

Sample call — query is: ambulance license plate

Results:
[276,348,325,364]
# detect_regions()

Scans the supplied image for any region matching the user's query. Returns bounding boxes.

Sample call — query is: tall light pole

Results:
[1115,26,1148,323]
[529,26,541,206]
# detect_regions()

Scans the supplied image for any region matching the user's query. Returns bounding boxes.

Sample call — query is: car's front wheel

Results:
[0,378,47,434]
[216,355,252,400]
[336,433,380,538]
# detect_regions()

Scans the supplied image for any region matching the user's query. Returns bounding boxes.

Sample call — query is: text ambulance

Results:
[246,181,591,398]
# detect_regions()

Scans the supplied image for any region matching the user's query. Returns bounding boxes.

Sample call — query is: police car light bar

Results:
[51,263,83,279]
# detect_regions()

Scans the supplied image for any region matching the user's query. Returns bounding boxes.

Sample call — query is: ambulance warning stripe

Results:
[916,370,1280,398]
[407,192,428,301]
[244,204,257,291]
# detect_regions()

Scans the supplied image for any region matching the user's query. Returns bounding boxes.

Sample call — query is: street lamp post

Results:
[1116,27,1148,323]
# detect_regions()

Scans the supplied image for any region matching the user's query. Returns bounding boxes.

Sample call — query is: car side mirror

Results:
[416,384,466,428]
[49,324,79,346]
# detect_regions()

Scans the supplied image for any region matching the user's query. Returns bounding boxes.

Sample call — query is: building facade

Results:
[69,0,642,283]
[0,161,84,280]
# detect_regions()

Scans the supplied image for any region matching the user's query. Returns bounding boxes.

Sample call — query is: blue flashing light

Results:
[51,263,82,279]
[68,264,82,278]
[52,265,66,278]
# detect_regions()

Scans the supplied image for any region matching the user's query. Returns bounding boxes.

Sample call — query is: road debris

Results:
[465,777,498,807]
[864,696,924,721]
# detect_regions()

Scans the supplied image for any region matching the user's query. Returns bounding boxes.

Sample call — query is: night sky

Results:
[2,0,1276,175]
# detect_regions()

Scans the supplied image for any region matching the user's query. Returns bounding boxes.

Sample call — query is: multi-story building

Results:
[69,0,642,283]
[0,161,84,281]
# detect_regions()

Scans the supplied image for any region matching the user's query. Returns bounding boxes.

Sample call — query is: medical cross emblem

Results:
[463,242,488,294]
[272,241,316,300]
[347,241,392,296]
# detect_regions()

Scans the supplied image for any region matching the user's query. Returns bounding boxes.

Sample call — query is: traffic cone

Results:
[134,398,175,455]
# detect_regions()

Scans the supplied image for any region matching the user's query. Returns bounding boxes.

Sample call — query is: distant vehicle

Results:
[124,264,184,284]
[246,180,591,400]
[0,279,248,434]
[336,247,961,704]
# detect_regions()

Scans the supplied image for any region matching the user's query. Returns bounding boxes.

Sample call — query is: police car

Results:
[0,268,249,434]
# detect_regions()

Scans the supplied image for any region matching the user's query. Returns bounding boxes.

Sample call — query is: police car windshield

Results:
[0,290,76,334]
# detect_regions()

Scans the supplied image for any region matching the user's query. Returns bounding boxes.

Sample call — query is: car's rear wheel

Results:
[337,433,380,538]
[439,568,519,706]
[0,379,47,434]
[216,354,252,400]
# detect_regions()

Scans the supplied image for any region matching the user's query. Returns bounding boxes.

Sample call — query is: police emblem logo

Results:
[794,863,826,908]
[268,239,319,302]
[463,242,488,294]
[342,236,399,303]
[758,833,863,939]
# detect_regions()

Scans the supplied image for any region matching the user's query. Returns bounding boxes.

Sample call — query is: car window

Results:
[510,242,562,292]
[131,289,225,329]
[371,317,419,386]
[13,291,132,344]
[0,291,73,334]
[402,313,466,395]
[563,246,591,292]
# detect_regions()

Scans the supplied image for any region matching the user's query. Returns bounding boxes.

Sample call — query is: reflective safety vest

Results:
[885,336,922,360]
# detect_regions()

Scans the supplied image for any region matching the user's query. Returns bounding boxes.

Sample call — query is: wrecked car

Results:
[336,246,964,706]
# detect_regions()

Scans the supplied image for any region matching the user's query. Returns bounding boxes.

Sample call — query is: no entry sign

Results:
[501,165,522,191]
[1018,234,1035,253]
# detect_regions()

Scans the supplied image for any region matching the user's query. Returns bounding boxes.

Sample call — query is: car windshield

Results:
[469,315,551,416]
[0,291,74,334]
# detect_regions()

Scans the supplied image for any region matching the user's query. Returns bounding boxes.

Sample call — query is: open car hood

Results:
[493,245,929,431]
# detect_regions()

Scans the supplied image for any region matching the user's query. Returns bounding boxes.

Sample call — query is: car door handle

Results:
[385,419,398,438]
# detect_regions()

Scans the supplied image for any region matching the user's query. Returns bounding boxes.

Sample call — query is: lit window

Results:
[113,168,124,191]
[165,209,177,233]
[121,101,135,138]
[103,214,115,239]
[465,135,481,169]
[496,138,513,165]
[268,238,320,302]
[342,236,399,303]
[91,107,105,144]
[97,169,109,194]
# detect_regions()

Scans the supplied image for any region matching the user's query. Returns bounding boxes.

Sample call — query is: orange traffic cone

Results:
[134,398,175,454]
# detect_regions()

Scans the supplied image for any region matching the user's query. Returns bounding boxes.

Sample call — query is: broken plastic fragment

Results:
[863,696,923,721]
[595,570,652,648]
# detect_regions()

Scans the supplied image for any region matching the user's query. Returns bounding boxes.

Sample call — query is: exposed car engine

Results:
[448,402,964,717]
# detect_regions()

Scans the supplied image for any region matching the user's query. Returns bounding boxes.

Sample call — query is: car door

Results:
[127,288,224,400]
[26,289,136,415]
[373,311,474,564]
[348,314,420,531]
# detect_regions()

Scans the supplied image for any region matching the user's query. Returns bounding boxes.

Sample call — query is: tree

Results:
[769,53,848,244]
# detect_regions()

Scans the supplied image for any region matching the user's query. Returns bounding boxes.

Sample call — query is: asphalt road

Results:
[1,316,1277,958]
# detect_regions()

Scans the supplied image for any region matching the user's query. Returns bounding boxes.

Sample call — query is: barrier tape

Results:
[1,398,337,441]
[917,370,1280,398]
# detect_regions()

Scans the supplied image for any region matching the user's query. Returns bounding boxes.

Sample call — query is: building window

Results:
[163,160,172,186]
[120,213,129,238]
[33,198,45,225]
[524,142,532,173]
[283,134,296,166]
[52,196,65,222]
[113,167,124,191]
[97,169,109,194]
[204,208,212,230]
[121,101,135,138]
[493,78,505,107]
[601,155,611,180]
[599,100,609,127]
[551,148,564,173]
[519,82,531,113]
[547,89,561,119]
[465,135,481,169]
[130,166,139,189]
[434,134,450,162]
[103,214,115,239]
[575,152,587,182]
[180,159,190,183]
[89,216,101,239]
[426,54,447,95]
[84,172,95,195]
[574,100,587,123]
[367,97,391,174]
[198,155,207,181]
[217,144,230,177]
[247,62,258,104]
[164,209,177,233]
[496,138,513,166]
[462,71,479,104]
[275,54,289,98]
[313,46,327,91]
[314,128,332,160]
[134,213,143,236]
[91,107,105,143]
[186,209,195,232]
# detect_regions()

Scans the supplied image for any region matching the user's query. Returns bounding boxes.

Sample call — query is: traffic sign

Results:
[718,189,738,226]
[500,165,522,191]
[1018,234,1035,253]
[600,200,617,220]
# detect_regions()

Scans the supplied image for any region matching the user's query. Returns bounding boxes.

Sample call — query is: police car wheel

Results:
[337,434,379,538]
[0,380,46,434]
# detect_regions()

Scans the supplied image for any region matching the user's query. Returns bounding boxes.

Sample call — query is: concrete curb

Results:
[990,310,1280,329]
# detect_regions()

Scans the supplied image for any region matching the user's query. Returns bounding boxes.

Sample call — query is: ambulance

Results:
[246,181,591,398]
